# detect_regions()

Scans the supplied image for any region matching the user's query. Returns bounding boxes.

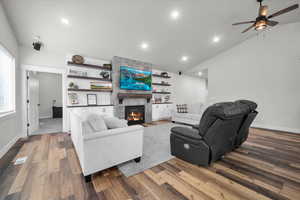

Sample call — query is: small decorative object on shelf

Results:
[100,71,110,79]
[72,55,84,64]
[69,69,87,77]
[68,93,79,104]
[161,72,169,77]
[87,94,97,105]
[90,81,112,90]
[69,82,79,89]
[154,97,162,104]
[103,64,112,68]
[164,95,170,102]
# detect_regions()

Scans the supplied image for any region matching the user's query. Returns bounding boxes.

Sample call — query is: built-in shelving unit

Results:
[68,88,112,92]
[66,56,113,107]
[67,75,112,82]
[152,83,171,86]
[67,61,112,70]
[152,74,171,79]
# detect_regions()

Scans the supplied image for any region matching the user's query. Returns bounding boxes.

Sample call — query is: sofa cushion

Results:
[87,114,108,132]
[104,117,128,129]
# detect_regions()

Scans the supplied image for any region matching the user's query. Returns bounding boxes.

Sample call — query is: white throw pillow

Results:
[87,114,108,132]
[104,117,128,129]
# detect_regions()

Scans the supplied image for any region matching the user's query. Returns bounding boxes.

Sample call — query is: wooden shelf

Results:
[153,102,173,104]
[68,88,112,92]
[117,93,152,104]
[152,91,171,94]
[67,61,112,71]
[152,83,171,86]
[67,104,114,108]
[67,75,112,82]
[152,74,171,79]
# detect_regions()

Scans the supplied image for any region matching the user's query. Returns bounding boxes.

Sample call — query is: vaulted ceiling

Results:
[2,0,299,72]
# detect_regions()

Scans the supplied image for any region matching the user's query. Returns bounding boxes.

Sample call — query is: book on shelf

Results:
[90,81,112,90]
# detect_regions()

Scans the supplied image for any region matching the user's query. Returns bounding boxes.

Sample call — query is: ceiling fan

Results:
[233,0,299,33]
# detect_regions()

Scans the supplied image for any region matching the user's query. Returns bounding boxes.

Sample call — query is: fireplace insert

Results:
[125,105,145,125]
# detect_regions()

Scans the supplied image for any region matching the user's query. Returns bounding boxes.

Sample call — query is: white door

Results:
[27,71,40,134]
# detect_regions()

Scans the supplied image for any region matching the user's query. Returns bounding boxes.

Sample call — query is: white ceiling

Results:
[2,0,299,72]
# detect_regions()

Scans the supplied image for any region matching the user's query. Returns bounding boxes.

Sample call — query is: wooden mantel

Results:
[117,93,152,104]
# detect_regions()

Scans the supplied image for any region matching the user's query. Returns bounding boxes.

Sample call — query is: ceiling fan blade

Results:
[242,24,255,33]
[268,4,299,19]
[267,20,279,26]
[259,5,268,16]
[232,21,255,26]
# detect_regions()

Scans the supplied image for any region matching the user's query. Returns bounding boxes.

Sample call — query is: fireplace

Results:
[125,105,145,125]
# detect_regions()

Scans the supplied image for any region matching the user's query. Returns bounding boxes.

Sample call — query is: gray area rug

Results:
[118,123,188,177]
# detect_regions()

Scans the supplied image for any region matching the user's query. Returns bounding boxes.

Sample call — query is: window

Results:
[0,44,15,115]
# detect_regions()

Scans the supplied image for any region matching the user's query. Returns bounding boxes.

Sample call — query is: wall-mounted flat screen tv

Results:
[120,66,152,91]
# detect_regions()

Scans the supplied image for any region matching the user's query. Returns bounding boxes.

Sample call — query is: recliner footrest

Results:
[170,126,210,166]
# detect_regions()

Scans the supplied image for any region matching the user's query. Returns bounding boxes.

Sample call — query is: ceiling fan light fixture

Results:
[255,20,267,31]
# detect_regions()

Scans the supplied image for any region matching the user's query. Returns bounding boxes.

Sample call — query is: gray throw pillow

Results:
[87,114,108,132]
[104,117,128,129]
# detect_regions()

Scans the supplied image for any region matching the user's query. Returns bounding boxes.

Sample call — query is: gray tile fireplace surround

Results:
[111,56,153,123]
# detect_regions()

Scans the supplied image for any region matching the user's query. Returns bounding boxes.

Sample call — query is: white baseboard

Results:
[39,115,52,119]
[251,123,300,134]
[0,135,21,159]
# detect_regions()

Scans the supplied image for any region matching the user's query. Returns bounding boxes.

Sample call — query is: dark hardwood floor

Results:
[0,127,299,200]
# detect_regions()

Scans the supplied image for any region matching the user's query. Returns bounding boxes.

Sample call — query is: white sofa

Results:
[70,110,144,181]
[171,103,206,125]
[172,112,202,125]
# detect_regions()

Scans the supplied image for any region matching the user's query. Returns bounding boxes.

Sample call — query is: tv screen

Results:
[120,66,152,91]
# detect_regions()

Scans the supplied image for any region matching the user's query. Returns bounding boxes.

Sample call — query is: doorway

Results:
[27,71,63,135]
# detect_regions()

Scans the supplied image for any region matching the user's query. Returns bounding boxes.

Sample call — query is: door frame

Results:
[21,64,67,137]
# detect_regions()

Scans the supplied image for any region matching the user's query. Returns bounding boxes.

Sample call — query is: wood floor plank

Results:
[0,127,299,200]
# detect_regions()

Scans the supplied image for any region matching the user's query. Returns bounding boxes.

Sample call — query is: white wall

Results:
[0,2,20,157]
[173,74,208,114]
[194,22,300,133]
[20,46,66,68]
[36,72,62,119]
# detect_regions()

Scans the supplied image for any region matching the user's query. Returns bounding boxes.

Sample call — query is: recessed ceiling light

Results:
[170,10,180,20]
[181,56,188,62]
[61,18,70,25]
[198,72,203,76]
[212,36,221,43]
[140,42,149,50]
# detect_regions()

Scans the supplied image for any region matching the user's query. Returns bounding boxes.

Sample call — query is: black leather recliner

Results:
[170,100,258,166]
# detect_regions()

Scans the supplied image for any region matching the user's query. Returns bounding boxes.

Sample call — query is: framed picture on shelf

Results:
[68,93,79,104]
[87,94,97,106]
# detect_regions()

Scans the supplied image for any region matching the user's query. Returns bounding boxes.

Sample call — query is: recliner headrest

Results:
[208,102,250,119]
[235,100,257,111]
[198,100,257,136]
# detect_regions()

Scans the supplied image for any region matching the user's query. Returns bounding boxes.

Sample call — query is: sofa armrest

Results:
[171,127,202,140]
[83,125,144,141]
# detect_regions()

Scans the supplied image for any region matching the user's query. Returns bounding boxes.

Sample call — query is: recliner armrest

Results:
[171,127,202,140]
[192,124,199,130]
